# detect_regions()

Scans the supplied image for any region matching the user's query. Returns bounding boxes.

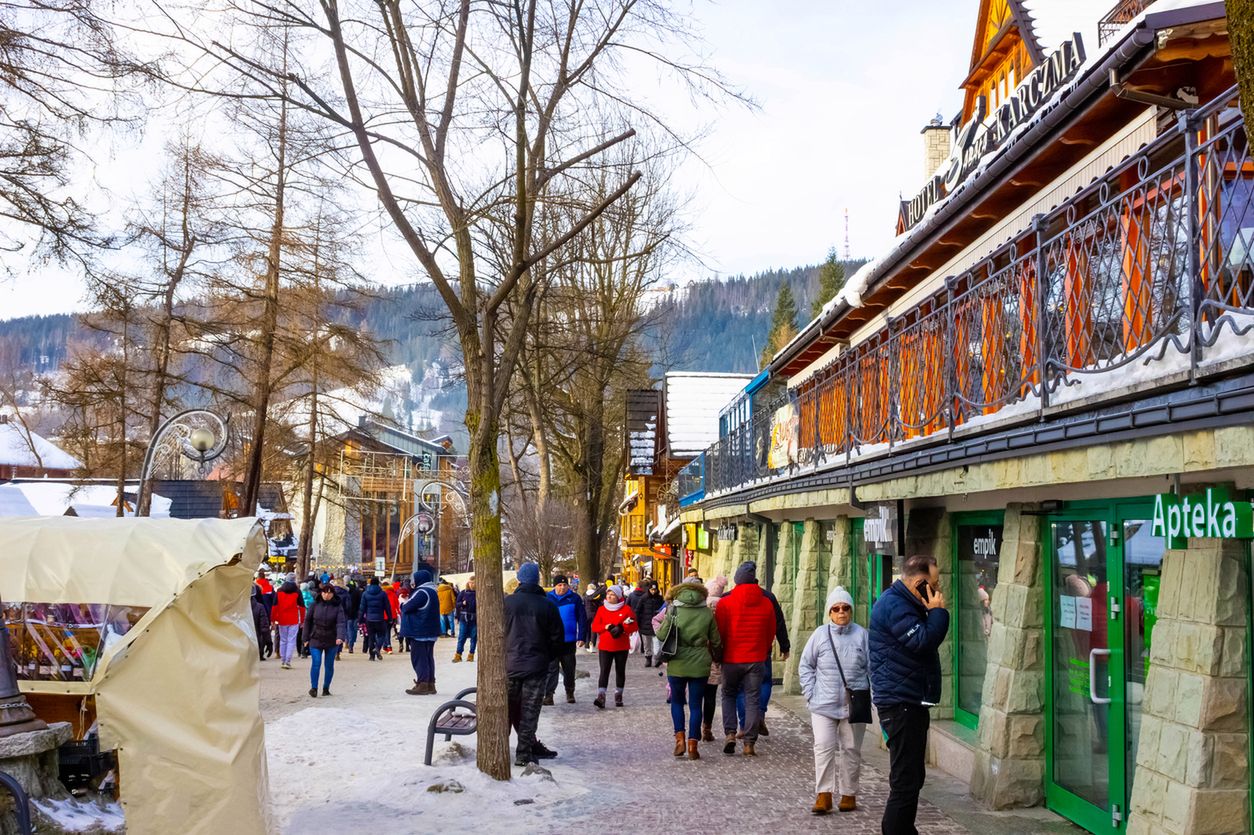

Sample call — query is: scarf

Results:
[603,599,625,612]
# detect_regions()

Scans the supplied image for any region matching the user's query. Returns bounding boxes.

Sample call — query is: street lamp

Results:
[137,409,230,517]
[0,604,46,738]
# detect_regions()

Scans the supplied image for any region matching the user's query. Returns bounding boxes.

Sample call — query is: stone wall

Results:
[905,507,954,718]
[1127,538,1250,835]
[783,520,825,695]
[970,503,1046,808]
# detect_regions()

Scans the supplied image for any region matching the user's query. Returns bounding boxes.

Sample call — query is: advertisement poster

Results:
[767,402,799,469]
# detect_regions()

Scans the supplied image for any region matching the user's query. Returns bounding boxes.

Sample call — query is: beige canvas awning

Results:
[0,516,272,834]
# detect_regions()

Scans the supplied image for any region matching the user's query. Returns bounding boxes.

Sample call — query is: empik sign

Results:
[1151,489,1253,548]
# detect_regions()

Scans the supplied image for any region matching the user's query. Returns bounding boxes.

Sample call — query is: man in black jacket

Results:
[634,581,665,666]
[625,579,649,653]
[505,562,564,766]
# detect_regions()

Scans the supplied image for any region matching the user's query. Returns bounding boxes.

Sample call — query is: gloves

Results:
[607,623,624,639]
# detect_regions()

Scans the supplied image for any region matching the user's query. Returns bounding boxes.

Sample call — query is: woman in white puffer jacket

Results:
[798,586,870,816]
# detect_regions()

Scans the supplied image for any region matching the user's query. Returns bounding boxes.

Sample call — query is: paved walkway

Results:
[260,639,1079,834]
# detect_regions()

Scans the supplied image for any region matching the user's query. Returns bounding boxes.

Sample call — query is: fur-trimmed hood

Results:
[666,581,708,606]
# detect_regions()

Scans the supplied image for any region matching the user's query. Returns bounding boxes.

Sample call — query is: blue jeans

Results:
[309,647,336,690]
[668,676,706,738]
[441,614,455,635]
[345,617,358,650]
[736,658,773,729]
[456,622,478,654]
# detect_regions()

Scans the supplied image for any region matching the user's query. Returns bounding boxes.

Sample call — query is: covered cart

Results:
[0,516,272,834]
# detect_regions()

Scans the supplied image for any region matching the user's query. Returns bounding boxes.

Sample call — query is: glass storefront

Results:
[953,513,1003,728]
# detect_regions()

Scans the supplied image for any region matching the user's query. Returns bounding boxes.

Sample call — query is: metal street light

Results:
[0,604,46,738]
[137,409,230,517]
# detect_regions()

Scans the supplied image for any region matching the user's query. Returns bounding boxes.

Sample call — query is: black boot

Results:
[645,656,653,668]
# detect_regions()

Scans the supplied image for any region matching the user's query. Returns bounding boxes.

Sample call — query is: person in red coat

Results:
[272,573,305,669]
[590,585,639,709]
[384,580,401,654]
[714,562,777,756]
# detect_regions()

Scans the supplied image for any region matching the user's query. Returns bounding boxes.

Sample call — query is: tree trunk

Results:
[298,368,318,577]
[242,94,288,514]
[467,404,511,780]
[1232,0,1254,140]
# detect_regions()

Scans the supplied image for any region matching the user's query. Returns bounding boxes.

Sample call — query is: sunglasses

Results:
[830,604,852,613]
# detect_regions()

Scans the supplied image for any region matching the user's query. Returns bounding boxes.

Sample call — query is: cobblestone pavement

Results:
[540,649,966,834]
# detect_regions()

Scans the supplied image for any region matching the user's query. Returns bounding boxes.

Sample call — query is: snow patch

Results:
[31,795,125,833]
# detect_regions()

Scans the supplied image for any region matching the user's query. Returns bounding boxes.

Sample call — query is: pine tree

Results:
[760,283,799,369]
[812,249,846,317]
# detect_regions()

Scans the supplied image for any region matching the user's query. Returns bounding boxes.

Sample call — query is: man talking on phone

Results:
[869,553,949,835]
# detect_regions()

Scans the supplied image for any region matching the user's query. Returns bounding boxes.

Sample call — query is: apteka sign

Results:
[903,33,1087,231]
[1152,488,1254,548]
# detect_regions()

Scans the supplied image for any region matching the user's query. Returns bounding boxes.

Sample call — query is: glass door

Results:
[1045,502,1165,834]
[1046,515,1123,833]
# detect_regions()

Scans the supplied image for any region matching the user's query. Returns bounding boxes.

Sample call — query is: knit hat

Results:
[517,563,541,585]
[552,574,569,586]
[413,569,433,586]
[826,586,854,611]
[733,561,757,585]
[285,572,296,582]
[708,575,728,597]
[608,584,624,599]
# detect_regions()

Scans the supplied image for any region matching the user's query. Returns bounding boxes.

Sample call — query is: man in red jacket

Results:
[714,561,777,757]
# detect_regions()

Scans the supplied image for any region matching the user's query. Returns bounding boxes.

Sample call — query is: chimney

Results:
[921,113,951,179]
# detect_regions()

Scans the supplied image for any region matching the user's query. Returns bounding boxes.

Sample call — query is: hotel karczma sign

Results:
[902,33,1087,231]
[1152,488,1254,548]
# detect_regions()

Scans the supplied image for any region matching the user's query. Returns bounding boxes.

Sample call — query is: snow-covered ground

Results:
[261,644,587,834]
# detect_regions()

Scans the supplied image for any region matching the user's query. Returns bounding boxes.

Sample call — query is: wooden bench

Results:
[423,687,477,766]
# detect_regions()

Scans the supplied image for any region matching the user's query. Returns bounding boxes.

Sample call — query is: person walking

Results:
[303,584,346,697]
[383,580,401,654]
[655,580,721,760]
[737,583,791,737]
[590,585,638,708]
[800,587,870,815]
[437,578,457,637]
[634,581,665,667]
[400,569,442,694]
[253,570,277,659]
[870,554,949,835]
[504,563,564,766]
[359,577,394,660]
[700,575,728,741]
[714,562,776,757]
[272,573,305,669]
[545,574,588,705]
[345,578,363,654]
[453,577,477,662]
[582,582,604,653]
[250,584,272,662]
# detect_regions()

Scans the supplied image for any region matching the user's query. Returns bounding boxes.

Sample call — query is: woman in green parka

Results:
[656,581,722,761]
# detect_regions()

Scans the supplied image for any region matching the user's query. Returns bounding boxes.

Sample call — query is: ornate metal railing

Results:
[687,87,1254,500]
[1099,0,1155,46]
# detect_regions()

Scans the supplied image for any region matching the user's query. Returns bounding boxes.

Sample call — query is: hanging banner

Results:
[767,401,799,469]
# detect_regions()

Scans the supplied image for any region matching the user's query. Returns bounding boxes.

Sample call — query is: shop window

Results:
[3,602,149,682]
[954,515,1004,728]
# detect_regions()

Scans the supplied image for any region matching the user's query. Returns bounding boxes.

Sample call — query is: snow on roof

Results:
[1020,0,1101,55]
[0,420,81,471]
[664,373,754,458]
[771,0,1225,374]
[0,482,172,518]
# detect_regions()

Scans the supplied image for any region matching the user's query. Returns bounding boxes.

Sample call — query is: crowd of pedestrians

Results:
[255,552,949,835]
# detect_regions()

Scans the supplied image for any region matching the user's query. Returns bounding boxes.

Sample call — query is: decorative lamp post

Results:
[137,409,230,517]
[0,611,46,738]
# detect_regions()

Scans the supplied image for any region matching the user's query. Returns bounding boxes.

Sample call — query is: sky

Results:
[0,0,975,319]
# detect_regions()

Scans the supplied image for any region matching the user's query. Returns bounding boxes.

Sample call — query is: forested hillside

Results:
[0,258,864,397]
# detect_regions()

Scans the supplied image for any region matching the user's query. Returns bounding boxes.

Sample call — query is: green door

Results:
[1045,501,1165,834]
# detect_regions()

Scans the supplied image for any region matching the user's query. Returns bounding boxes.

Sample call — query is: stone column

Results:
[970,503,1046,808]
[783,519,824,695]
[1127,537,1250,835]
[826,516,853,600]
[905,507,954,717]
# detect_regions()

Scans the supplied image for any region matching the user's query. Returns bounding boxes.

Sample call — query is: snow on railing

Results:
[676,87,1254,505]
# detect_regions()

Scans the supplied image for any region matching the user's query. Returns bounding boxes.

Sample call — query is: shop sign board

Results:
[1152,488,1253,548]
[902,33,1087,231]
[863,503,897,552]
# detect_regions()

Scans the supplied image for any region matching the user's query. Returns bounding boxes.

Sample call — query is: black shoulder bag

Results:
[825,626,873,724]
[657,606,680,662]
